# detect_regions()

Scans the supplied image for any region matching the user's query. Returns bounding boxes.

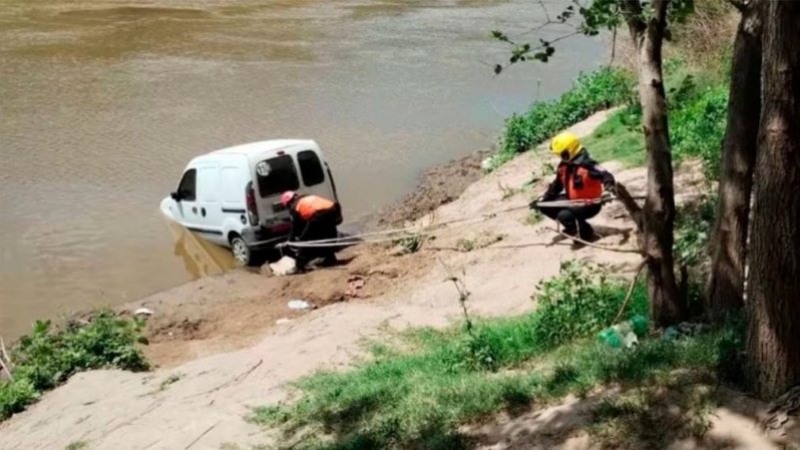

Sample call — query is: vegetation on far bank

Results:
[0,311,149,421]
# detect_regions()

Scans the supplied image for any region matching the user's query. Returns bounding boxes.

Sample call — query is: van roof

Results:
[209,139,315,156]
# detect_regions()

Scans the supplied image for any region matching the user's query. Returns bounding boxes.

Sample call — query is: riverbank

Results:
[0,110,629,447]
[2,108,787,450]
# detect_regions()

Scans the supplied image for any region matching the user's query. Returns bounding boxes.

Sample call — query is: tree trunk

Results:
[624,0,686,327]
[746,0,800,399]
[706,0,763,323]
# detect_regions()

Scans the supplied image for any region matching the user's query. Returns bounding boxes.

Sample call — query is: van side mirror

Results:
[171,191,181,201]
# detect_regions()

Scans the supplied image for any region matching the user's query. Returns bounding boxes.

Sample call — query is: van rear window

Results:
[297,150,325,187]
[256,155,299,197]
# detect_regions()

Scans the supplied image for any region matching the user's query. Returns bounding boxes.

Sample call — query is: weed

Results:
[497,182,520,200]
[454,233,504,253]
[392,232,425,254]
[525,210,544,226]
[65,440,88,450]
[159,373,184,391]
[0,311,149,421]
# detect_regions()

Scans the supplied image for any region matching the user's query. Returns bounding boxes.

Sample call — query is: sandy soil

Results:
[0,111,784,450]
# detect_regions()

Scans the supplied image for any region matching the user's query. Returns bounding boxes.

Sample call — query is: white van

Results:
[160,139,342,265]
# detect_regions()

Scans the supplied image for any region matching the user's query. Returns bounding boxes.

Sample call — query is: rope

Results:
[282,196,644,249]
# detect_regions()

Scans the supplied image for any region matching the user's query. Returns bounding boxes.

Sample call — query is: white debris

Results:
[287,300,312,310]
[134,307,154,317]
[269,256,297,276]
[276,318,292,325]
[481,156,495,172]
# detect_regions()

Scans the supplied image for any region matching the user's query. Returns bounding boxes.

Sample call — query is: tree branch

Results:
[621,0,647,39]
[614,182,644,230]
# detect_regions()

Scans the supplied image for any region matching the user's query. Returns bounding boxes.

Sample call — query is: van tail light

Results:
[245,182,259,226]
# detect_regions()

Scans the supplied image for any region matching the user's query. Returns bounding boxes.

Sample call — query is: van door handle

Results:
[201,207,206,217]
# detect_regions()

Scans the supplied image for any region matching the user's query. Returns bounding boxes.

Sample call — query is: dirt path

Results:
[0,110,754,450]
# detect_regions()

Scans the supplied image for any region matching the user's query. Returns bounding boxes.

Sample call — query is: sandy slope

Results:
[0,110,773,450]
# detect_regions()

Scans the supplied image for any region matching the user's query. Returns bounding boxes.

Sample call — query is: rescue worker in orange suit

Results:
[280,191,341,272]
[530,131,616,244]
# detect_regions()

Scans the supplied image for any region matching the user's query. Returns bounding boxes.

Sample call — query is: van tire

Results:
[230,234,252,266]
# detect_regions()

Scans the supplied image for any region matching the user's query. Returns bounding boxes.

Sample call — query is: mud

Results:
[122,245,430,368]
[374,150,491,227]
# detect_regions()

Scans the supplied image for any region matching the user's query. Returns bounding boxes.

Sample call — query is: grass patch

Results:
[581,107,645,168]
[0,311,149,421]
[249,263,738,450]
[65,441,89,450]
[254,330,731,450]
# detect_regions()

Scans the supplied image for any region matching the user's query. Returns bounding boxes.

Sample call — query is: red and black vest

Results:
[557,164,604,200]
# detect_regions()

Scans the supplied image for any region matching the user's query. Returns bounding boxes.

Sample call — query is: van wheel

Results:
[230,235,251,266]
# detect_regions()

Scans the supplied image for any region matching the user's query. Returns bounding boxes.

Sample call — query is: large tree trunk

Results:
[624,0,686,327]
[746,0,800,399]
[706,0,763,323]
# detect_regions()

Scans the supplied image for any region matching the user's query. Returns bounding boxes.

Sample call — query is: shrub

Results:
[0,311,149,421]
[493,68,634,169]
[670,84,728,180]
[531,261,648,349]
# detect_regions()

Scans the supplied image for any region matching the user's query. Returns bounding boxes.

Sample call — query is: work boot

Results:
[578,222,598,243]
[320,254,338,267]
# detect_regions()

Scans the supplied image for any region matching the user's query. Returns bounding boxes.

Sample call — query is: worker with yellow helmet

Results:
[530,131,616,245]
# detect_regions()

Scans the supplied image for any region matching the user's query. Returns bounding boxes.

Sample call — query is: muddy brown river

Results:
[0,0,606,339]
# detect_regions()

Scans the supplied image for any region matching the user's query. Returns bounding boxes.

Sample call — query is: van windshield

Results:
[256,154,300,197]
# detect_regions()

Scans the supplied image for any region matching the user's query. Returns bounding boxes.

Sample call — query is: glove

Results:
[529,196,544,210]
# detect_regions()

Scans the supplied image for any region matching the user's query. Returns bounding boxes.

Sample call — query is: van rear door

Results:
[253,153,300,225]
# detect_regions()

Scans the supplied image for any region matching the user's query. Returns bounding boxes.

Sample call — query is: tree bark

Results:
[746,0,800,399]
[706,0,763,323]
[623,0,686,327]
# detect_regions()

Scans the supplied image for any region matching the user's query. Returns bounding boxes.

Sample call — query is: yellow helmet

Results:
[550,131,582,160]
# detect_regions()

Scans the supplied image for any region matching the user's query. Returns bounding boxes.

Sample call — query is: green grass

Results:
[0,311,149,421]
[254,329,731,450]
[250,263,738,450]
[581,107,645,168]
[65,441,89,450]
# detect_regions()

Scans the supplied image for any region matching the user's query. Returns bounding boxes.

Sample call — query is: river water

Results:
[0,0,605,339]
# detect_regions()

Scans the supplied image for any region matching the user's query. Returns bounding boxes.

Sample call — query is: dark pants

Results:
[294,207,339,269]
[536,196,601,240]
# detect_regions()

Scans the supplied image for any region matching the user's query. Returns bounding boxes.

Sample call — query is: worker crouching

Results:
[530,131,616,245]
[281,191,341,272]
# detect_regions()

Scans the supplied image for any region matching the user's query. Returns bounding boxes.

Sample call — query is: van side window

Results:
[257,154,300,197]
[177,169,196,201]
[297,150,325,187]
